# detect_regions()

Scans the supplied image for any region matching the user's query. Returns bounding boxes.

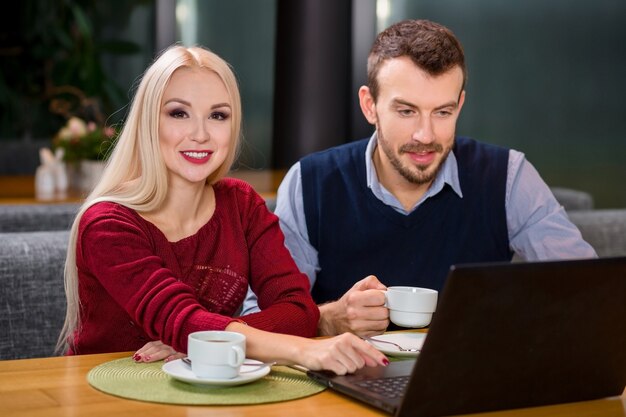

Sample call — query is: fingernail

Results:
[145,355,151,361]
[164,357,170,363]
[382,358,390,366]
[133,354,142,362]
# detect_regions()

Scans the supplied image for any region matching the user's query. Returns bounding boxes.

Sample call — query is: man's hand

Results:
[317,275,389,336]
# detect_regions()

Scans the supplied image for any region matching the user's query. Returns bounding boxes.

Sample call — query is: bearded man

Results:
[242,19,596,336]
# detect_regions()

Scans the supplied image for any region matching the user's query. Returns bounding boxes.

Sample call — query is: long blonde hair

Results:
[56,45,242,354]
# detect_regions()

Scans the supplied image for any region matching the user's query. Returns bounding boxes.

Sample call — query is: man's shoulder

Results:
[454,137,511,166]
[301,137,369,165]
[455,136,510,154]
[299,138,369,190]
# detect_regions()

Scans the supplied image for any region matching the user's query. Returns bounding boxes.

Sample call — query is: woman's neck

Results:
[142,180,216,242]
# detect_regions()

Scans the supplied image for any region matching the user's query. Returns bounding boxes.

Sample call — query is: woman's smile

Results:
[180,150,213,164]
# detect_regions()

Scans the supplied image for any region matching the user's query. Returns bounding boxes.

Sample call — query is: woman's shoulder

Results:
[214,177,262,203]
[83,200,134,217]
[81,201,143,230]
[213,177,273,221]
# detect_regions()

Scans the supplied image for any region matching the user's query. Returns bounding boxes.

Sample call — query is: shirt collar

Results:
[365,132,463,214]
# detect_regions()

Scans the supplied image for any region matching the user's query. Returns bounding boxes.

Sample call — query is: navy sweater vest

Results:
[301,137,513,304]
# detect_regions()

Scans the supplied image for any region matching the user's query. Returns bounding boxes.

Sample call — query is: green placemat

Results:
[87,357,326,405]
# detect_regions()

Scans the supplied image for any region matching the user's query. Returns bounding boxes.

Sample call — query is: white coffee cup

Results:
[384,286,438,328]
[187,331,246,379]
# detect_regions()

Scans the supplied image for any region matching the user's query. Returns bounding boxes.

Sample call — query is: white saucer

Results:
[367,332,427,358]
[162,359,271,386]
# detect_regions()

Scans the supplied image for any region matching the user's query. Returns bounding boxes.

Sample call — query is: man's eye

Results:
[399,109,413,116]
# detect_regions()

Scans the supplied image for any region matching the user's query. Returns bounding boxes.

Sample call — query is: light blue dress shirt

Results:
[241,134,596,314]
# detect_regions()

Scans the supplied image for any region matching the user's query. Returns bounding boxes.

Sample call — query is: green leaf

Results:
[50,26,75,50]
[70,4,93,39]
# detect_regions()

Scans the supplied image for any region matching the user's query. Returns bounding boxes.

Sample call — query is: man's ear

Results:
[458,89,466,112]
[358,86,377,125]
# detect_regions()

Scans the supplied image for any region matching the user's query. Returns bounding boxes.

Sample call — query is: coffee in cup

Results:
[187,331,246,379]
[384,286,438,328]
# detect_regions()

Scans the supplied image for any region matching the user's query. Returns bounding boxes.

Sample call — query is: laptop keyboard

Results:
[355,376,410,399]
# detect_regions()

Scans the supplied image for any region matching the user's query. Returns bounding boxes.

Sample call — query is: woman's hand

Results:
[226,321,388,376]
[133,340,185,363]
[297,332,389,375]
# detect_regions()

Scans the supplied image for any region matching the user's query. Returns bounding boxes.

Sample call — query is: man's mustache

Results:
[399,143,443,154]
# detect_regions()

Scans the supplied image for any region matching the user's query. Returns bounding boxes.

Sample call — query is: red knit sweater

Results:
[70,178,319,355]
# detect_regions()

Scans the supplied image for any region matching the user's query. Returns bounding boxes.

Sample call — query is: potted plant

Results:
[0,1,147,143]
[52,111,119,192]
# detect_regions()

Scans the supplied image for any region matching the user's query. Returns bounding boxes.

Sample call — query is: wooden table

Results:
[1,351,624,417]
[0,175,84,204]
[0,169,286,204]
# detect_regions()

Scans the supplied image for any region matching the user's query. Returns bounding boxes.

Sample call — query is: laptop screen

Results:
[308,257,626,417]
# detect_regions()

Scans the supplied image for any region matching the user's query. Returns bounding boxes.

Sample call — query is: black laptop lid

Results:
[399,257,626,417]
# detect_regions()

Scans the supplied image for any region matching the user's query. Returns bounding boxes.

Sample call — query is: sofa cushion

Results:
[0,230,69,359]
[0,203,79,232]
[568,209,626,257]
[551,187,594,211]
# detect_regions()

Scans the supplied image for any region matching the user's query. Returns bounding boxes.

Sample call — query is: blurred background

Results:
[1,0,624,207]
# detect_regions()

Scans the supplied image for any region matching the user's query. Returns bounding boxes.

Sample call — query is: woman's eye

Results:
[210,112,229,120]
[169,109,187,118]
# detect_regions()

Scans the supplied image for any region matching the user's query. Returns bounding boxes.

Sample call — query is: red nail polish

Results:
[383,358,390,366]
[133,354,142,362]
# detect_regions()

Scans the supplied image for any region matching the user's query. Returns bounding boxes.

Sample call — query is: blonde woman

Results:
[57,45,387,375]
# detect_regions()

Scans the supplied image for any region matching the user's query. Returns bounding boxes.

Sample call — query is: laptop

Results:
[307,257,626,417]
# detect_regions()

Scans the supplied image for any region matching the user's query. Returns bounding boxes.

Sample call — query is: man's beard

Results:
[377,127,453,185]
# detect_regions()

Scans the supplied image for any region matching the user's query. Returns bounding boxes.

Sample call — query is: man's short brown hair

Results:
[367,19,466,100]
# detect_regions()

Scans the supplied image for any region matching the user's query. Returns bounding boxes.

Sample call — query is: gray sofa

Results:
[0,203,79,233]
[551,187,594,211]
[550,188,626,258]
[0,191,625,360]
[0,230,69,359]
[569,210,626,258]
[0,204,77,359]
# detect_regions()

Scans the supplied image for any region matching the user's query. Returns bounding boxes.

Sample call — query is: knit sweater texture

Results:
[71,178,319,355]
